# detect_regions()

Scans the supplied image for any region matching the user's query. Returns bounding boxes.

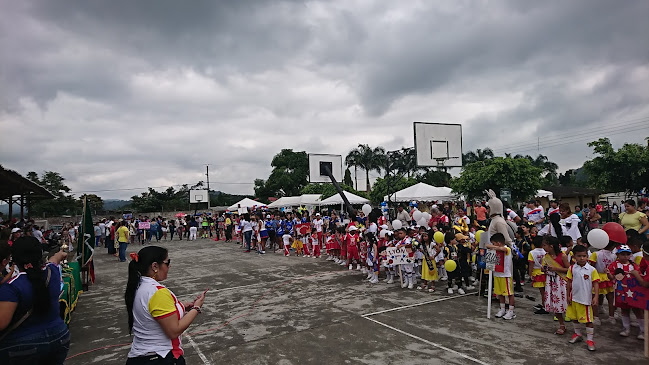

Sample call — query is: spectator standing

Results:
[619,199,649,234]
[474,201,488,227]
[117,221,130,262]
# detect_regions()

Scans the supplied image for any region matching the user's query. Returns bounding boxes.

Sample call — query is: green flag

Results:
[77,196,95,284]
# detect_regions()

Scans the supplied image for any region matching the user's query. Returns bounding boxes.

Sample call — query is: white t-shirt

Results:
[506,209,518,222]
[367,222,378,234]
[493,247,513,278]
[561,214,582,243]
[528,248,546,270]
[282,234,292,246]
[32,229,44,243]
[567,263,599,305]
[524,207,544,228]
[241,220,253,233]
[98,223,106,236]
[548,207,559,216]
[313,219,324,232]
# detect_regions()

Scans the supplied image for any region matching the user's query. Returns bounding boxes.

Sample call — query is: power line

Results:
[69,181,255,194]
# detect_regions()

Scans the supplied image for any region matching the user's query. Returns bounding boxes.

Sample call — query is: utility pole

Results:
[205,164,211,210]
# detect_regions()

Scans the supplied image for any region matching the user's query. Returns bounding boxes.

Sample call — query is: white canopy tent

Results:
[267,196,301,208]
[227,198,267,211]
[299,194,322,206]
[385,182,456,202]
[319,191,370,206]
[535,190,554,200]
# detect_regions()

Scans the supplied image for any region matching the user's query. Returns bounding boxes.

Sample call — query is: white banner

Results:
[383,246,414,265]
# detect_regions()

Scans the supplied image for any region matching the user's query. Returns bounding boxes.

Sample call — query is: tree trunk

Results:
[354,166,358,190]
[366,170,371,192]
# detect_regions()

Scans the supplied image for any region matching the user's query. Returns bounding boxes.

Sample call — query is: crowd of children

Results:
[226,200,649,353]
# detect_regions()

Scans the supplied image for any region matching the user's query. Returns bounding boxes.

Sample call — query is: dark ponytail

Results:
[11,236,49,314]
[549,213,562,238]
[125,245,168,333]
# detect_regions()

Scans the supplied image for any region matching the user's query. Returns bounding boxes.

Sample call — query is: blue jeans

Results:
[244,231,252,250]
[0,321,69,365]
[119,241,128,261]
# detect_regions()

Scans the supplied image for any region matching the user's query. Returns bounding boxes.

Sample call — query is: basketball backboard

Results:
[189,189,208,204]
[308,154,343,183]
[413,122,463,167]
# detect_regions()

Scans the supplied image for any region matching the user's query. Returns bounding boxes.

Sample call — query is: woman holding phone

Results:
[125,246,207,365]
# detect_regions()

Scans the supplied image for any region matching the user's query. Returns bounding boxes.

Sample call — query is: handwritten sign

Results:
[618,275,649,311]
[295,223,311,236]
[484,249,504,273]
[383,246,413,265]
[138,222,150,230]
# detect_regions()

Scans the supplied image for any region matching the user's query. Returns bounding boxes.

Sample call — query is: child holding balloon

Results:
[588,224,622,326]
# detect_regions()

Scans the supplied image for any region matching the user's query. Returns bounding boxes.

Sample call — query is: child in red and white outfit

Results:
[396,228,415,289]
[282,233,292,257]
[310,228,320,258]
[607,245,645,339]
[589,243,618,325]
[346,226,361,270]
[313,213,324,250]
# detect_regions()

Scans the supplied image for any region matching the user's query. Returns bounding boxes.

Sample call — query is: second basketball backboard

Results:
[413,122,463,167]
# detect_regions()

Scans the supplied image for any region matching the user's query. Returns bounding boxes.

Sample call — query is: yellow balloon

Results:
[434,231,444,244]
[476,230,484,243]
[444,260,457,272]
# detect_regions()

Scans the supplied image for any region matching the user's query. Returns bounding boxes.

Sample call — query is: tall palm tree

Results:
[527,154,559,184]
[346,144,386,191]
[345,149,361,190]
[462,148,495,165]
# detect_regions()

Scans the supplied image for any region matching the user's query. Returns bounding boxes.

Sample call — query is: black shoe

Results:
[514,293,524,298]
[534,308,549,315]
[514,286,524,293]
[527,295,537,302]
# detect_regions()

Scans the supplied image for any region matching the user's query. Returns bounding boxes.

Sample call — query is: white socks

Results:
[586,327,594,341]
[622,315,631,330]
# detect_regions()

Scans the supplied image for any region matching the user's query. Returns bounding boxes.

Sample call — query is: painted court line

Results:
[185,334,211,365]
[363,316,490,365]
[362,293,473,317]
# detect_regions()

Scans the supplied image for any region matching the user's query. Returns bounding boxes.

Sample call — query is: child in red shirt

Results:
[607,245,645,339]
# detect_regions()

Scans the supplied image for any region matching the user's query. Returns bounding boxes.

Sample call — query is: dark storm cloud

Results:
[1,0,648,198]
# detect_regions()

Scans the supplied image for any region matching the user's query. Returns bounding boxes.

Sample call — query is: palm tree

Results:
[527,154,559,185]
[462,148,494,165]
[345,149,361,190]
[346,144,386,191]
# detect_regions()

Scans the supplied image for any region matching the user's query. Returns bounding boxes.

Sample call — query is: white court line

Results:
[362,293,473,317]
[185,334,211,365]
[363,316,490,365]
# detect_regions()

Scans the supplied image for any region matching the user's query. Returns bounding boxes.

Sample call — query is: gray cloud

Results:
[1,0,648,199]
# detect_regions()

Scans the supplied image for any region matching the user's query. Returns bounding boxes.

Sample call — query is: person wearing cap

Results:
[0,236,69,363]
[606,244,645,339]
[8,228,22,247]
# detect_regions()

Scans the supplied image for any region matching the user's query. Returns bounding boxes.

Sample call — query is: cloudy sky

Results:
[1,0,648,199]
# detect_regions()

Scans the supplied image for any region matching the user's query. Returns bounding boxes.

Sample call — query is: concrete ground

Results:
[65,237,648,365]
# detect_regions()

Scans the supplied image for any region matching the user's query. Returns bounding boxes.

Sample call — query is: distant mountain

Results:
[0,203,20,215]
[103,199,130,211]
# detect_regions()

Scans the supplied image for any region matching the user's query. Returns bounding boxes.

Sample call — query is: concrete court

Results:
[65,238,648,365]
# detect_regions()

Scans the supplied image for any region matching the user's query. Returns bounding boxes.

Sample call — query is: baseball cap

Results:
[455,233,469,241]
[266,215,271,219]
[11,227,21,233]
[617,245,632,254]
[348,226,358,231]
[316,213,321,216]
[380,224,389,230]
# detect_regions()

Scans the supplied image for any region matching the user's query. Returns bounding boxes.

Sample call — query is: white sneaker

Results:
[466,285,475,290]
[386,276,394,284]
[340,261,347,266]
[362,267,368,274]
[356,264,361,270]
[495,308,506,318]
[441,275,448,281]
[370,277,379,284]
[401,280,408,288]
[447,288,454,294]
[458,288,466,295]
[349,264,353,270]
[593,317,601,326]
[638,333,645,340]
[504,310,516,320]
[408,281,414,289]
[620,329,630,337]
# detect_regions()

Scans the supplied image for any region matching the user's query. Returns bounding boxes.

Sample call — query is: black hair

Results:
[11,236,49,314]
[627,229,646,247]
[559,235,572,247]
[549,213,562,237]
[125,245,168,333]
[444,231,455,244]
[572,245,588,255]
[542,236,562,255]
[532,235,544,249]
[490,233,506,244]
[0,240,10,261]
[625,199,636,207]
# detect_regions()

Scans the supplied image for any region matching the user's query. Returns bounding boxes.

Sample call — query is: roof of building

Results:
[0,165,55,201]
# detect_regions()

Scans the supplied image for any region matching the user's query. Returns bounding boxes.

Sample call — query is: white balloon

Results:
[362,204,372,215]
[413,210,423,221]
[379,230,387,238]
[422,212,432,221]
[587,228,609,249]
[392,220,403,230]
[418,218,428,227]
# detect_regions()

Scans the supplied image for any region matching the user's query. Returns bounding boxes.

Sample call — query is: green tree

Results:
[583,138,649,195]
[462,148,494,165]
[254,149,309,199]
[451,157,543,202]
[26,170,79,217]
[415,169,451,187]
[343,168,353,186]
[526,154,559,186]
[345,144,386,192]
[79,194,104,212]
[369,176,418,204]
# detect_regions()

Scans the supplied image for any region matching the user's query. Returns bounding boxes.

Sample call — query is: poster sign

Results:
[238,207,248,215]
[383,246,413,265]
[484,249,504,273]
[295,223,311,236]
[617,274,649,311]
[138,222,150,230]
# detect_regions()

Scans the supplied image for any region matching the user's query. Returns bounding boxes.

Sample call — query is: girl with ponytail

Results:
[125,246,207,365]
[0,236,69,364]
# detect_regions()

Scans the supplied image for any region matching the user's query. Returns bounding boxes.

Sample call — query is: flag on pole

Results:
[77,196,95,284]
